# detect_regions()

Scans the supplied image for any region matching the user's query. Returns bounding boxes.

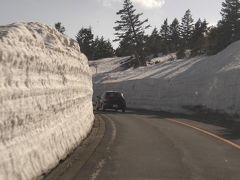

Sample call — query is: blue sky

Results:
[0,0,223,47]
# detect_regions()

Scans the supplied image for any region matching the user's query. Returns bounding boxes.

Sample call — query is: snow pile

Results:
[0,22,94,180]
[93,41,240,119]
[147,53,176,65]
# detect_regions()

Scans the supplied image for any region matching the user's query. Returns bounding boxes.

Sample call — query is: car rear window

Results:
[105,92,122,98]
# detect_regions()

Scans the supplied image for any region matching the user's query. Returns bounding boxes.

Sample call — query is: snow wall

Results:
[0,22,94,180]
[93,41,240,120]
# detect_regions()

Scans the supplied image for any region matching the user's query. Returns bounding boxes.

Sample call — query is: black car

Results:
[96,91,126,112]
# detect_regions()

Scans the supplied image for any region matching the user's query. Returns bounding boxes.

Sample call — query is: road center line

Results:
[165,118,240,150]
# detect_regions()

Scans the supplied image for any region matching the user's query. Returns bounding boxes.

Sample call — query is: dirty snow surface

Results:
[92,42,240,119]
[0,22,94,180]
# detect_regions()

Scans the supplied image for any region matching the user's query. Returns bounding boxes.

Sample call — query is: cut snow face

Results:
[93,41,240,118]
[0,22,94,180]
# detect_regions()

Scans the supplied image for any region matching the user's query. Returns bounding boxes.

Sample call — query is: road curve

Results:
[75,110,240,180]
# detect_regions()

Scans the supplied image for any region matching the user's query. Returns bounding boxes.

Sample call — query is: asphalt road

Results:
[49,110,240,180]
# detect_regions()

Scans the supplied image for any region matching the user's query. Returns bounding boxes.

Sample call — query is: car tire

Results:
[122,108,125,113]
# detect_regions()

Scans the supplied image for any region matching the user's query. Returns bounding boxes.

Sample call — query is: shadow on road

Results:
[94,108,240,141]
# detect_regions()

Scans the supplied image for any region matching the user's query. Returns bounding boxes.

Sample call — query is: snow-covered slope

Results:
[93,41,240,119]
[0,22,94,180]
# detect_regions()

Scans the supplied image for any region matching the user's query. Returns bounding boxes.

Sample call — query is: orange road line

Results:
[165,118,240,150]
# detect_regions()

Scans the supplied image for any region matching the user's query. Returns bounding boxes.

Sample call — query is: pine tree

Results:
[180,9,194,49]
[55,22,65,34]
[93,37,115,59]
[115,36,135,57]
[104,40,115,58]
[207,21,233,54]
[190,19,208,55]
[159,18,170,54]
[206,26,220,54]
[221,0,240,41]
[114,0,150,67]
[76,27,94,60]
[206,0,240,54]
[169,18,180,52]
[92,37,102,60]
[145,28,161,57]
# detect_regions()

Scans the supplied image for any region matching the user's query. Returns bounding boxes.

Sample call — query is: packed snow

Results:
[92,41,240,119]
[0,22,94,180]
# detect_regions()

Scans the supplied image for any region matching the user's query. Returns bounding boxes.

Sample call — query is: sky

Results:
[0,0,224,48]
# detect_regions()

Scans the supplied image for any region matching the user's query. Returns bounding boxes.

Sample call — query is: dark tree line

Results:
[207,0,240,54]
[76,27,115,60]
[54,23,115,60]
[54,0,240,67]
[113,0,208,66]
[115,0,240,67]
[117,8,208,60]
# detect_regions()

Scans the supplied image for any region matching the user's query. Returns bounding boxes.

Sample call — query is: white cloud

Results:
[132,0,165,8]
[99,0,165,9]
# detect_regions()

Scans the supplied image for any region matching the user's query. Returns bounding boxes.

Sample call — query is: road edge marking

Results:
[165,118,240,150]
[89,114,117,180]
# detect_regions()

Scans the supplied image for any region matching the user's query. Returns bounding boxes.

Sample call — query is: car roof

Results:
[104,91,122,93]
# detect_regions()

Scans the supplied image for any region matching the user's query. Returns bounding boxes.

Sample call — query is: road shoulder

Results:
[43,114,105,180]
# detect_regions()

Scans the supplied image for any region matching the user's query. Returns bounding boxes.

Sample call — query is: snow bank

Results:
[147,53,176,65]
[93,41,240,119]
[0,22,94,180]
